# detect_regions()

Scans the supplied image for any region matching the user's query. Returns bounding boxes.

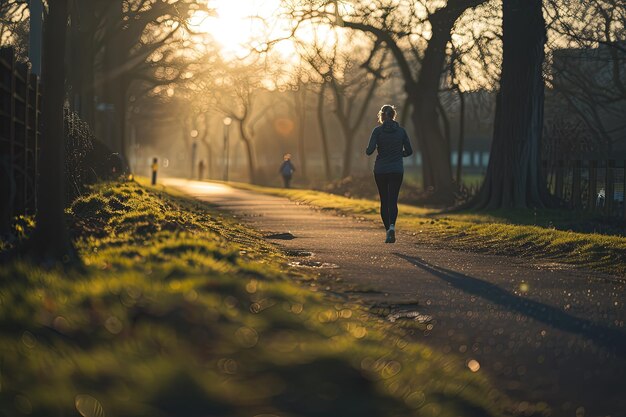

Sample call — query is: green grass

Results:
[402,172,485,189]
[228,182,626,277]
[0,181,519,417]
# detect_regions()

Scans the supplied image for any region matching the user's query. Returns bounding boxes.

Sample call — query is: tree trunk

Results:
[317,84,332,181]
[456,89,465,184]
[180,123,192,179]
[117,76,128,157]
[69,0,96,126]
[340,124,355,179]
[99,2,126,155]
[471,0,549,209]
[437,98,451,153]
[201,139,213,179]
[239,122,256,182]
[78,31,95,126]
[331,72,380,179]
[27,0,76,263]
[411,9,457,204]
[296,84,308,180]
[200,114,213,179]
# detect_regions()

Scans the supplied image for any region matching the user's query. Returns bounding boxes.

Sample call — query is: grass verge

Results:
[228,182,626,277]
[0,181,520,417]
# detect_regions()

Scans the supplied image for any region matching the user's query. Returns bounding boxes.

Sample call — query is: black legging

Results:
[374,172,403,230]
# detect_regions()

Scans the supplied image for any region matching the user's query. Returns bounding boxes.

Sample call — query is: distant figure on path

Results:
[151,157,158,185]
[198,159,205,180]
[366,104,413,243]
[279,153,295,188]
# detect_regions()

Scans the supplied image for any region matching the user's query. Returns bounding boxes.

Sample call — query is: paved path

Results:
[165,179,626,417]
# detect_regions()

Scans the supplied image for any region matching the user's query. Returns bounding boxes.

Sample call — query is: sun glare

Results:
[189,0,284,58]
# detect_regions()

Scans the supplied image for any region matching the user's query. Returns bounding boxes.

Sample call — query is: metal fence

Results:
[544,159,626,218]
[0,47,41,234]
[0,47,98,236]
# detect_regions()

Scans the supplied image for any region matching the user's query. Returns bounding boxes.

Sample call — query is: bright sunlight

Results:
[189,0,287,58]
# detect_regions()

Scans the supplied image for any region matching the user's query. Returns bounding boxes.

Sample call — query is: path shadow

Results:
[394,253,626,357]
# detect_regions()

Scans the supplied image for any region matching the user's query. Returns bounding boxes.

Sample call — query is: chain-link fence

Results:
[64,107,95,201]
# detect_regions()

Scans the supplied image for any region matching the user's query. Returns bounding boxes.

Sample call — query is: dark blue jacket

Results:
[366,121,413,174]
[279,160,295,176]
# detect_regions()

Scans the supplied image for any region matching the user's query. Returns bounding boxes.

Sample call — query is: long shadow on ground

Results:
[394,253,626,357]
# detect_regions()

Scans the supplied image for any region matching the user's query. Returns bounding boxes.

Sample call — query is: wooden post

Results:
[588,160,598,212]
[572,159,582,209]
[26,74,38,213]
[605,160,615,216]
[13,62,28,215]
[33,73,41,212]
[8,48,16,227]
[20,63,31,214]
[0,48,14,233]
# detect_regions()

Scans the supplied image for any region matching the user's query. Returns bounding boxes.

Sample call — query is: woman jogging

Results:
[366,104,413,243]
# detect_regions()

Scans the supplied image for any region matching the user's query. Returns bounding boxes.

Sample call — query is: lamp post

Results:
[223,117,232,181]
[190,129,198,179]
